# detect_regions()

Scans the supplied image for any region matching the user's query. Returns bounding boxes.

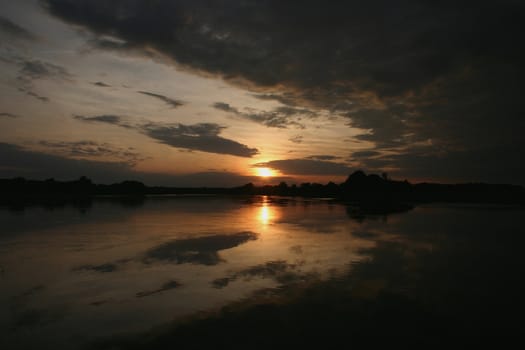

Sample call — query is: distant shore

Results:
[2,171,524,212]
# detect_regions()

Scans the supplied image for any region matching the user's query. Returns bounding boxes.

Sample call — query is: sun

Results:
[255,167,274,178]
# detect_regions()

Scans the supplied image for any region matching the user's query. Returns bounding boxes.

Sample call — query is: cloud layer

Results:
[0,142,263,186]
[42,0,525,183]
[141,122,259,158]
[38,140,146,165]
[73,114,259,158]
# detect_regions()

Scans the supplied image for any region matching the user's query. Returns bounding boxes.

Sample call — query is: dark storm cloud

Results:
[255,158,351,176]
[42,0,525,183]
[141,122,259,158]
[0,112,19,118]
[356,146,525,185]
[92,81,111,87]
[0,16,36,41]
[138,91,184,108]
[213,102,309,129]
[38,140,146,165]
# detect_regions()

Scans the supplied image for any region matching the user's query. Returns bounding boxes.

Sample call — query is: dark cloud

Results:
[138,91,184,108]
[0,142,283,186]
[213,102,309,129]
[12,58,73,102]
[73,263,117,273]
[0,16,36,41]
[144,232,258,265]
[135,280,181,298]
[142,122,259,158]
[73,114,127,126]
[0,112,19,118]
[307,155,340,161]
[356,146,525,185]
[145,171,290,188]
[351,150,381,159]
[254,158,352,176]
[73,114,259,158]
[0,142,137,183]
[91,81,111,87]
[289,135,303,144]
[213,102,238,114]
[38,140,146,165]
[18,59,72,82]
[73,114,134,129]
[18,88,49,102]
[42,0,525,183]
[252,93,299,107]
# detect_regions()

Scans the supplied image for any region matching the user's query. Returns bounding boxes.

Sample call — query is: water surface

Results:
[0,197,523,348]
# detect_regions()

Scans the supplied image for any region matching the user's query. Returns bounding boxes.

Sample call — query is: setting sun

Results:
[255,167,274,177]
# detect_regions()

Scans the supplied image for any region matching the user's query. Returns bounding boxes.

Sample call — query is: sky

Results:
[1,0,524,186]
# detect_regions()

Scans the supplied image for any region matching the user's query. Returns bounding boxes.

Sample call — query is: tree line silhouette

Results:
[1,171,524,210]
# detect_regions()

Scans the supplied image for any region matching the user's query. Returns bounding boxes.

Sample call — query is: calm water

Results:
[1,196,524,348]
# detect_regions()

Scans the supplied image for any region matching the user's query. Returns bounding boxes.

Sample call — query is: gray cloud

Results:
[0,112,19,118]
[73,263,117,273]
[0,16,36,41]
[42,0,525,183]
[351,150,381,159]
[252,93,299,107]
[0,142,137,183]
[307,155,340,161]
[135,280,181,298]
[254,158,352,176]
[73,114,259,158]
[92,81,111,87]
[18,59,72,82]
[38,140,147,165]
[356,146,525,185]
[73,114,134,129]
[213,102,310,129]
[289,135,303,144]
[142,122,259,158]
[18,88,49,102]
[213,102,238,114]
[12,58,73,102]
[73,114,126,126]
[138,91,184,108]
[0,142,264,186]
